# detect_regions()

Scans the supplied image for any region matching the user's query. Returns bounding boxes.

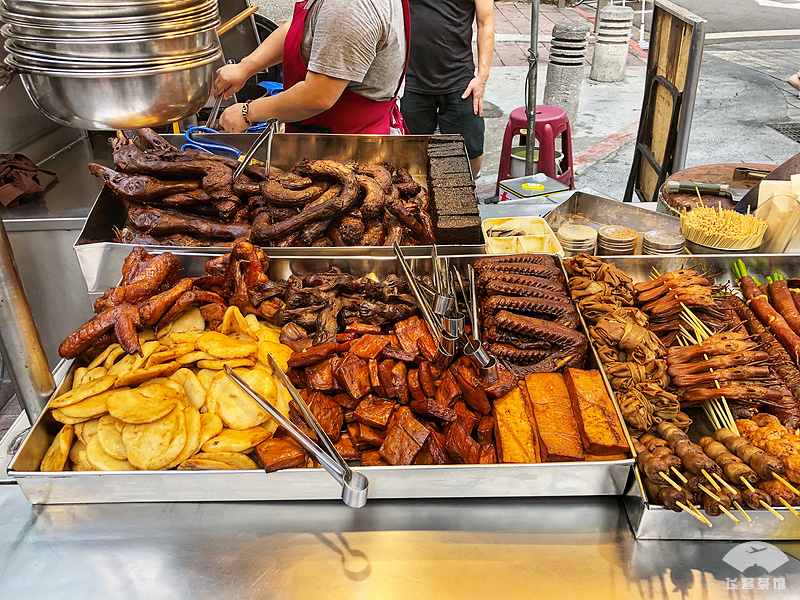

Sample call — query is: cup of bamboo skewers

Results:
[681,203,768,254]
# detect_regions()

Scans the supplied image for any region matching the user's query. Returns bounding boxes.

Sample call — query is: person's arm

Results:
[219,71,350,132]
[461,0,494,116]
[213,19,292,99]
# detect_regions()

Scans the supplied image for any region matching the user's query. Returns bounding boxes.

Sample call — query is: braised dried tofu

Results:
[255,437,308,472]
[492,384,539,463]
[524,373,585,462]
[564,368,628,455]
[444,421,480,464]
[307,391,344,442]
[585,452,628,462]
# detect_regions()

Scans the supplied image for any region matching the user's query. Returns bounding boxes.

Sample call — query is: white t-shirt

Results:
[301,0,406,102]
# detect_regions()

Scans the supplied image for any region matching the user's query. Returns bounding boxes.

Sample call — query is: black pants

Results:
[401,90,485,160]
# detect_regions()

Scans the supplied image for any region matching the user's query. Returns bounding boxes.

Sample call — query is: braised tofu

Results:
[524,373,585,462]
[564,368,628,455]
[492,383,539,464]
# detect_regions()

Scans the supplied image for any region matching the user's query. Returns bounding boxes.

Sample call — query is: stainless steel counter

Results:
[2,476,800,599]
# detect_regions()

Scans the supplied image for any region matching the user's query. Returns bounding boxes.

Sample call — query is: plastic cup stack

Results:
[556,224,598,257]
[642,230,685,255]
[597,225,638,256]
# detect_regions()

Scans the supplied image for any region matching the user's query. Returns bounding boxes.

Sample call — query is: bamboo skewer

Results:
[702,469,721,492]
[678,501,713,527]
[698,483,722,503]
[671,467,688,483]
[740,477,756,492]
[773,473,800,497]
[660,471,684,492]
[718,504,741,524]
[762,502,785,520]
[687,501,714,527]
[733,501,753,522]
[780,498,800,517]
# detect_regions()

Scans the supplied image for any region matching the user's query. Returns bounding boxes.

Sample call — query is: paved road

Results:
[673,0,800,38]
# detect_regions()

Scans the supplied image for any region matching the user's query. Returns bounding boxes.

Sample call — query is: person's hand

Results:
[219,103,249,133]
[462,75,488,117]
[213,63,250,99]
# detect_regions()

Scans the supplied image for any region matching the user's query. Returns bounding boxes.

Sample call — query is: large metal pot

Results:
[6,39,219,67]
[2,10,220,39]
[0,0,217,26]
[2,25,219,60]
[2,0,204,19]
[4,48,221,129]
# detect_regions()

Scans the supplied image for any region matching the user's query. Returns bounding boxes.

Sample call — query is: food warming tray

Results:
[596,254,800,539]
[73,133,484,294]
[8,253,633,505]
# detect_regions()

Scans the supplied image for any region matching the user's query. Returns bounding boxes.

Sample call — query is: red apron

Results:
[282,0,409,134]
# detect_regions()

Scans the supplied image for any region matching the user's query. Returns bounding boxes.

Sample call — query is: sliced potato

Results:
[201,426,271,453]
[139,329,156,342]
[158,407,188,469]
[51,409,95,425]
[256,342,292,372]
[97,414,127,461]
[103,346,127,370]
[164,406,202,469]
[196,368,217,391]
[40,425,74,471]
[177,351,215,365]
[86,436,136,471]
[182,370,206,409]
[115,362,181,388]
[198,412,224,447]
[171,306,206,333]
[58,389,113,420]
[206,369,270,430]
[167,330,204,345]
[169,367,191,386]
[87,343,121,370]
[146,343,196,367]
[107,386,176,425]
[192,451,258,470]
[69,438,86,463]
[122,406,183,470]
[82,366,109,384]
[196,331,258,360]
[72,367,87,389]
[177,458,238,470]
[197,358,256,370]
[50,374,116,409]
[220,306,258,341]
[72,448,95,471]
[74,417,101,445]
[107,340,161,377]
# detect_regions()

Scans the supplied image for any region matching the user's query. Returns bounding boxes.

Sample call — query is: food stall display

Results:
[563,253,800,539]
[8,247,634,503]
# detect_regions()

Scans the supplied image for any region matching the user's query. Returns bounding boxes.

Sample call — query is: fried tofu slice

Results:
[492,383,539,464]
[524,373,585,462]
[564,368,628,456]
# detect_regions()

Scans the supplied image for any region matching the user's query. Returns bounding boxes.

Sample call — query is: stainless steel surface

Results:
[74,133,485,293]
[9,48,221,129]
[546,192,680,255]
[595,254,800,539]
[3,24,218,60]
[0,216,55,424]
[3,476,800,600]
[3,0,207,19]
[8,253,632,504]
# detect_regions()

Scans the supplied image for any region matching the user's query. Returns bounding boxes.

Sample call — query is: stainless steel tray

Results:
[594,254,800,539]
[73,132,483,294]
[8,253,633,504]
[545,192,681,255]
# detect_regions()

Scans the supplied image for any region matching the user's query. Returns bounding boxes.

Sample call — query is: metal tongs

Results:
[224,359,369,508]
[233,116,280,179]
[393,242,459,362]
[454,265,498,382]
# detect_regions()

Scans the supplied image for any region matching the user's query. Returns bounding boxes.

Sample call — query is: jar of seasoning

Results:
[597,225,638,255]
[556,224,597,257]
[642,230,686,255]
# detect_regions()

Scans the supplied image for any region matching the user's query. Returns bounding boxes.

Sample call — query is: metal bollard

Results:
[0,215,54,424]
[590,5,634,83]
[543,22,591,126]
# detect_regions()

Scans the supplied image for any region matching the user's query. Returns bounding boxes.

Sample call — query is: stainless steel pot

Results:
[2,0,204,19]
[6,39,220,67]
[1,24,219,60]
[3,10,220,39]
[4,48,220,129]
[0,0,217,26]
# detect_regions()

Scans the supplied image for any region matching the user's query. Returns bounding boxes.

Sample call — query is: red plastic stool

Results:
[495,105,575,196]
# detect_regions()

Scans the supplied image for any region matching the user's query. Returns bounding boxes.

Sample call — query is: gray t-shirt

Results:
[301,0,406,102]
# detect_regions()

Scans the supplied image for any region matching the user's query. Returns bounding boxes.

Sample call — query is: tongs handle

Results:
[233,117,280,179]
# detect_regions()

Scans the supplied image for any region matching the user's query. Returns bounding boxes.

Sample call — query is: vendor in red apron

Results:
[214,0,409,134]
